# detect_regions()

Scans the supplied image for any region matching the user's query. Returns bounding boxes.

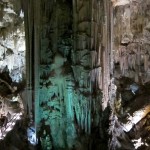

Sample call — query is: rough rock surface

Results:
[0,0,25,82]
[110,0,150,149]
[0,0,26,149]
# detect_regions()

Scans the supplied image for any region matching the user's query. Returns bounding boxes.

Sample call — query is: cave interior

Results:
[0,0,150,150]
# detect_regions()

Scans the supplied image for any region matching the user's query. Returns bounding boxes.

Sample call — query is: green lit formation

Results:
[23,0,111,149]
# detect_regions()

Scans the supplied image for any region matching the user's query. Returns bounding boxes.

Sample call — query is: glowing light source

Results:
[5,126,13,132]
[112,0,130,7]
[123,106,150,132]
[27,127,38,145]
[132,138,144,149]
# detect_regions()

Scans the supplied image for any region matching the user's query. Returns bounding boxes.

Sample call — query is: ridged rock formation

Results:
[23,0,112,149]
[0,0,25,82]
[0,0,150,150]
[110,0,150,149]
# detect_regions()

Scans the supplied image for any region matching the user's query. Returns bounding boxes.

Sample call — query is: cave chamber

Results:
[0,0,150,150]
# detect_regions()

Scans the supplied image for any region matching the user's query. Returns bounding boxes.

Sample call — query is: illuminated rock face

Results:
[23,0,112,149]
[113,0,150,83]
[111,0,130,7]
[0,0,25,82]
[0,2,27,149]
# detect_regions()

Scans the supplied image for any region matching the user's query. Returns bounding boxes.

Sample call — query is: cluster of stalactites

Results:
[90,50,102,89]
[118,43,150,82]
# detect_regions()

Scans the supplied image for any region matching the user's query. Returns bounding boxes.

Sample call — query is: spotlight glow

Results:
[132,138,144,149]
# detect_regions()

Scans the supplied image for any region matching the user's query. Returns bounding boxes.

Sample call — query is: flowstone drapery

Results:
[23,0,112,149]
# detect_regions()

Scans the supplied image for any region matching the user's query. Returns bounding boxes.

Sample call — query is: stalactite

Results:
[128,55,132,69]
[136,44,141,66]
[90,67,102,89]
[125,56,128,74]
[133,54,136,70]
[64,79,74,120]
[97,45,101,66]
[119,47,122,58]
[120,56,123,73]
[144,54,149,71]
[81,107,84,129]
[91,50,97,68]
[121,56,127,75]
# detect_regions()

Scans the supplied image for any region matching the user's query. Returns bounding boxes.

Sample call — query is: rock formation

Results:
[0,0,150,150]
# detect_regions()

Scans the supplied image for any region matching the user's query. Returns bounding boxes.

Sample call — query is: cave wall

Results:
[109,0,150,149]
[0,0,25,82]
[113,0,150,83]
[23,0,112,149]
